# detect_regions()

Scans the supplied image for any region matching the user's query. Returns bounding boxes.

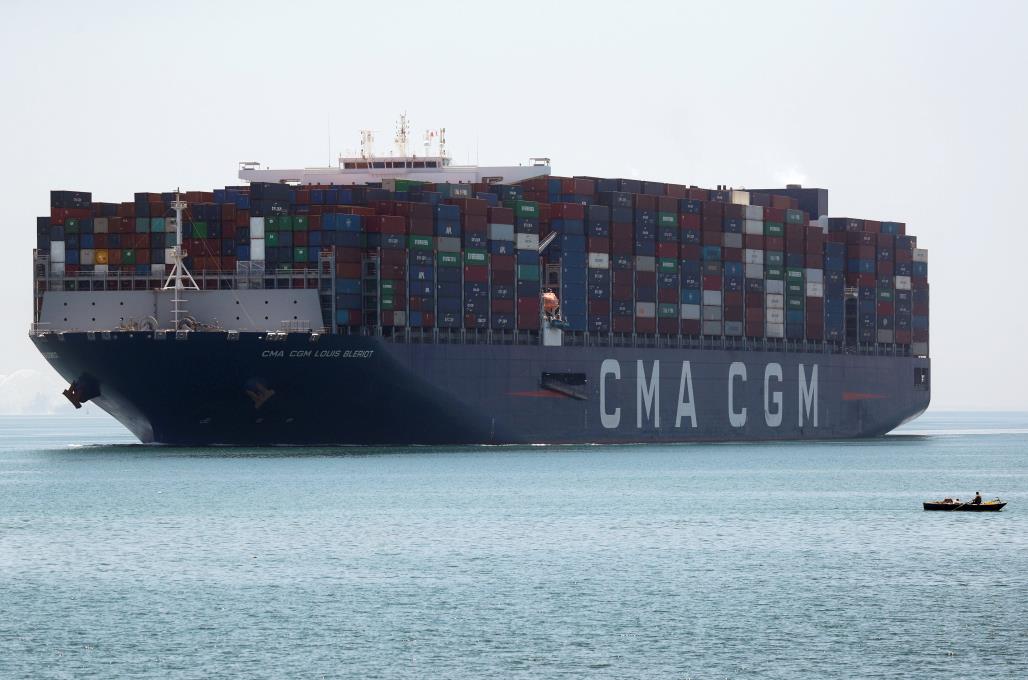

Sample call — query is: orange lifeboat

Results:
[542,291,560,316]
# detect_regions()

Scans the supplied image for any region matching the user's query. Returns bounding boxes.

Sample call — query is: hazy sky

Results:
[1,0,1026,411]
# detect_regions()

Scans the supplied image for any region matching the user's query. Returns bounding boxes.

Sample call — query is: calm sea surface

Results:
[1,413,1026,679]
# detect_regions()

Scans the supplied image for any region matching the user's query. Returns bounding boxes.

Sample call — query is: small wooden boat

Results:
[923,499,1006,511]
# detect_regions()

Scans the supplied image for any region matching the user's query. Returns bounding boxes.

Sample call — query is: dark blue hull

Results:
[32,332,930,445]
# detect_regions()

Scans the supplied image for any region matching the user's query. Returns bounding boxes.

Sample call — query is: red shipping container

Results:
[703,274,722,289]
[491,255,515,271]
[702,201,725,218]
[334,246,361,263]
[681,319,701,335]
[488,207,514,225]
[611,238,634,255]
[613,315,634,333]
[611,270,635,287]
[409,218,433,235]
[634,195,657,211]
[678,213,701,229]
[612,284,633,300]
[806,253,824,268]
[461,214,487,230]
[702,231,722,245]
[745,321,764,338]
[745,291,763,306]
[380,250,406,266]
[657,288,677,303]
[365,215,407,234]
[805,324,824,340]
[336,262,361,278]
[765,236,784,251]
[551,203,586,219]
[656,196,677,212]
[723,247,742,263]
[636,271,656,287]
[744,234,765,249]
[588,299,610,315]
[724,291,743,306]
[417,312,437,327]
[725,204,746,220]
[463,265,488,283]
[294,231,308,247]
[863,219,881,234]
[878,261,894,276]
[846,273,876,287]
[587,236,609,252]
[746,306,765,322]
[449,198,488,216]
[680,245,701,260]
[895,330,912,344]
[635,317,656,333]
[848,245,874,259]
[611,223,634,240]
[491,299,514,314]
[656,241,678,257]
[701,214,723,231]
[847,232,876,246]
[657,318,678,334]
[877,301,894,315]
[806,297,824,312]
[491,269,515,284]
[895,249,912,263]
[913,329,930,342]
[724,306,744,322]
[913,303,929,315]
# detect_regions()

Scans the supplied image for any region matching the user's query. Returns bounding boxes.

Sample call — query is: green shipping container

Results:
[192,222,208,238]
[764,222,785,237]
[265,216,279,231]
[657,258,678,273]
[293,216,308,231]
[381,280,397,293]
[279,216,293,231]
[765,266,784,280]
[517,264,540,280]
[505,200,539,219]
[786,282,804,296]
[785,209,805,225]
[657,212,677,228]
[408,235,433,251]
[151,218,166,233]
[135,218,150,233]
[437,252,461,268]
[878,289,894,301]
[464,250,488,265]
[658,303,678,318]
[122,249,136,265]
[381,297,395,311]
[266,232,279,247]
[786,268,804,282]
[64,218,79,234]
[165,233,177,247]
[766,252,784,267]
[787,297,804,310]
[293,246,307,262]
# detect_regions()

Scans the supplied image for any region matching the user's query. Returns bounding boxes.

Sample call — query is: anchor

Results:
[63,374,101,409]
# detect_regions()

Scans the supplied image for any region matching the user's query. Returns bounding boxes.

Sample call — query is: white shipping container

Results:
[702,320,723,336]
[912,342,929,356]
[635,255,656,272]
[392,311,407,327]
[702,305,723,321]
[877,329,894,344]
[913,248,928,263]
[745,263,764,279]
[766,280,784,295]
[806,282,824,297]
[744,205,763,220]
[250,238,265,261]
[487,223,514,241]
[804,268,823,283]
[437,236,461,252]
[51,241,66,262]
[730,190,750,205]
[165,248,177,263]
[635,302,656,318]
[744,219,764,235]
[94,264,108,274]
[723,233,742,249]
[766,293,784,309]
[80,249,95,266]
[151,263,165,275]
[724,321,743,337]
[249,217,265,239]
[587,252,610,269]
[51,261,65,275]
[766,308,785,324]
[765,322,785,338]
[516,233,539,250]
[94,217,108,234]
[702,290,723,306]
[680,304,701,320]
[744,249,764,265]
[895,275,911,290]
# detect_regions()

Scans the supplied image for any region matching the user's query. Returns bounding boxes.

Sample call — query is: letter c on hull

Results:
[600,359,621,429]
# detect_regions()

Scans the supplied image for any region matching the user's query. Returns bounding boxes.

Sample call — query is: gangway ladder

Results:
[318,249,337,333]
[361,252,381,333]
[162,192,199,329]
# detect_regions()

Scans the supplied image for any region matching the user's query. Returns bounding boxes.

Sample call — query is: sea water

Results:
[1,413,1026,678]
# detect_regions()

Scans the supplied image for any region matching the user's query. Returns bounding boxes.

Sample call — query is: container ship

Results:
[30,121,930,445]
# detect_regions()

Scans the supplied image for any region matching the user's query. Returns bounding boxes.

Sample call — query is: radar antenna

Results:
[394,113,410,157]
[162,190,199,329]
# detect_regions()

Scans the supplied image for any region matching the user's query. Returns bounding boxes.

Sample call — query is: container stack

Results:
[37,178,927,356]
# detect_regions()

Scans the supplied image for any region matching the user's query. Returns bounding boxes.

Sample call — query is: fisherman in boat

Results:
[972,491,982,505]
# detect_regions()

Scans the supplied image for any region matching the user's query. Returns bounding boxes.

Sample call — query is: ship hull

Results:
[32,332,930,445]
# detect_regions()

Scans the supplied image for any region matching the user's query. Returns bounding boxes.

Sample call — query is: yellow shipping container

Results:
[95,249,109,265]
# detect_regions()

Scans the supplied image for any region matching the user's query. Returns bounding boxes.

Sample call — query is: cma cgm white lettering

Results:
[599,360,818,430]
[260,350,374,359]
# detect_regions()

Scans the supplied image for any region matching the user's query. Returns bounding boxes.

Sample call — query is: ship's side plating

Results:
[33,330,929,445]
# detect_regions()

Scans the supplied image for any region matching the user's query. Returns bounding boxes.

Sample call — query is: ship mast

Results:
[162,190,199,328]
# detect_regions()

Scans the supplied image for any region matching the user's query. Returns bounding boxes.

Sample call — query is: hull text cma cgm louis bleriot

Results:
[31,121,930,445]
